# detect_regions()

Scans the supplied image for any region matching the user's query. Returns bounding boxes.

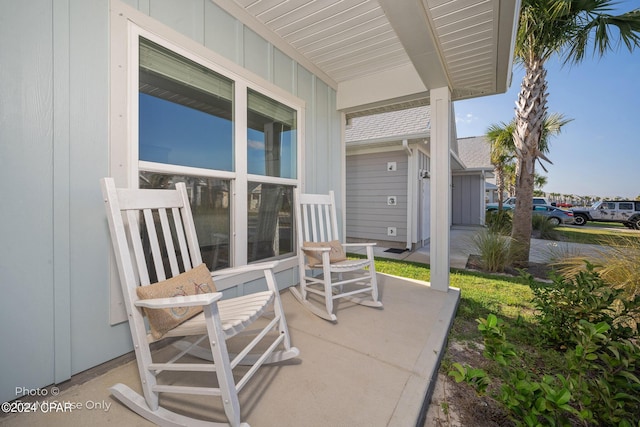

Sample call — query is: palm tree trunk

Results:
[495,164,504,210]
[511,59,548,266]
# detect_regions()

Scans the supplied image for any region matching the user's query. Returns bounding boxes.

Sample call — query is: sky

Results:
[453,0,640,200]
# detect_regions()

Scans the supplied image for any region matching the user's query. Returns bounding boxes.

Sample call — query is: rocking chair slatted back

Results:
[296,191,340,244]
[113,184,201,287]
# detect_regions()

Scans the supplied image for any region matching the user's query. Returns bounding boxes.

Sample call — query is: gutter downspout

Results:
[403,140,413,251]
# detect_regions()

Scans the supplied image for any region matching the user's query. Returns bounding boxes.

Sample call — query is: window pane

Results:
[247,89,297,178]
[247,183,294,262]
[140,171,231,271]
[139,38,234,171]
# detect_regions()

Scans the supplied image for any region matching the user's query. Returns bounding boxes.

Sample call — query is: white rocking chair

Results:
[290,189,382,321]
[101,177,299,427]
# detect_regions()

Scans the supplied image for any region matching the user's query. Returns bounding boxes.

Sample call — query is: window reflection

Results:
[247,183,293,262]
[140,172,231,271]
[247,89,296,178]
[139,38,234,171]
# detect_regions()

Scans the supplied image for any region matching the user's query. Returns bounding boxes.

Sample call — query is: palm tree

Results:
[486,114,569,208]
[534,175,548,191]
[504,163,517,197]
[509,0,640,265]
[486,121,516,211]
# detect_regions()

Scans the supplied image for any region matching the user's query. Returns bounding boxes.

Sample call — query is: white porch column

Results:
[429,87,451,292]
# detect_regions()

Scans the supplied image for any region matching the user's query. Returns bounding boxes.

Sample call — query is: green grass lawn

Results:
[353,225,637,340]
[555,225,638,245]
[371,225,637,335]
[579,221,627,229]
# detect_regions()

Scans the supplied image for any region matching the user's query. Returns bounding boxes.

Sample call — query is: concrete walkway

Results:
[355,225,605,269]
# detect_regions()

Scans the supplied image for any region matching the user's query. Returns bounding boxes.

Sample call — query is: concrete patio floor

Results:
[1,273,460,427]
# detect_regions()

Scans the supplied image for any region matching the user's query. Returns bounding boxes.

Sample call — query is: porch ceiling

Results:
[216,0,520,116]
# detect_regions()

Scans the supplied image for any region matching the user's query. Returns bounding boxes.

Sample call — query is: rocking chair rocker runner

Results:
[101,177,299,427]
[290,189,382,321]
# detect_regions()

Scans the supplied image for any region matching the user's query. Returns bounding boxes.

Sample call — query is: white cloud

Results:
[455,113,477,124]
[248,139,264,150]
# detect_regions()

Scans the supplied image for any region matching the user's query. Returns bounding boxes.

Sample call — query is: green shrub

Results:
[450,313,640,426]
[565,320,640,426]
[477,314,516,366]
[531,215,559,240]
[471,229,512,272]
[486,209,513,234]
[450,314,579,426]
[448,362,490,395]
[527,264,640,345]
[531,214,545,230]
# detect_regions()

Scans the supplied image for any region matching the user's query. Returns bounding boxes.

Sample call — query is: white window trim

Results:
[108,2,304,323]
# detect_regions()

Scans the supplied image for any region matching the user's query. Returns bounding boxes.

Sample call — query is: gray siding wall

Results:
[0,0,341,403]
[346,151,407,244]
[452,174,483,225]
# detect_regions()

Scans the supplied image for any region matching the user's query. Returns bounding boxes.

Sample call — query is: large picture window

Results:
[136,35,300,269]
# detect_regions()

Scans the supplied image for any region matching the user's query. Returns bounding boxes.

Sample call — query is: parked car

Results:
[532,204,574,225]
[486,196,551,211]
[571,200,640,229]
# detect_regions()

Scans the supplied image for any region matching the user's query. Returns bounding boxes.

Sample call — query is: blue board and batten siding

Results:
[1,0,59,399]
[0,0,342,404]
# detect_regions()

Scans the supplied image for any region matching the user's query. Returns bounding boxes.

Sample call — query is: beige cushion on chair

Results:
[302,240,347,266]
[136,263,217,339]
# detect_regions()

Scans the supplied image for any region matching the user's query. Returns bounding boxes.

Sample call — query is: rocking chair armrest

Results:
[300,246,332,252]
[211,261,279,280]
[341,243,377,248]
[134,293,223,309]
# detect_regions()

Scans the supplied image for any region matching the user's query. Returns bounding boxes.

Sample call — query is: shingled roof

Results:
[345,106,492,172]
[456,136,492,169]
[345,105,430,142]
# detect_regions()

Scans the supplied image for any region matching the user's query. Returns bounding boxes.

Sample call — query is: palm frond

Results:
[567,8,640,62]
[538,112,573,154]
[516,0,640,65]
[486,121,517,165]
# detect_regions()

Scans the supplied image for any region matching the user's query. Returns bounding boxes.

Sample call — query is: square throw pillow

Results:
[136,263,216,339]
[302,240,347,266]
